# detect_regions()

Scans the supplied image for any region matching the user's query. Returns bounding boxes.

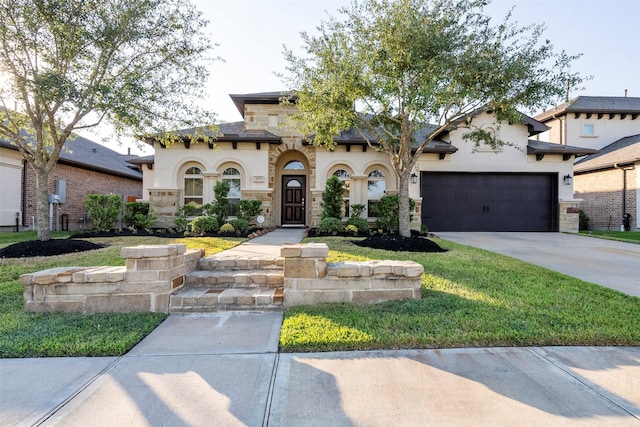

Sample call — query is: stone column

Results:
[559,199,582,233]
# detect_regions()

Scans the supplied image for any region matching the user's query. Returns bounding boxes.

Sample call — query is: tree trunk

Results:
[398,173,411,237]
[35,169,51,241]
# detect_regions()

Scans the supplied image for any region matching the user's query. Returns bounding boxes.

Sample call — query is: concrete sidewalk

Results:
[2,312,639,426]
[2,229,639,426]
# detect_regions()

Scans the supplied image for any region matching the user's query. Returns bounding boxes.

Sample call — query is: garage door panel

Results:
[421,173,557,232]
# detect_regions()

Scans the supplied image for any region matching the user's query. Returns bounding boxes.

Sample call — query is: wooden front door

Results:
[282,175,306,225]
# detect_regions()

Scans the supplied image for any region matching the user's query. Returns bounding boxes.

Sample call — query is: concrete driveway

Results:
[436,232,640,297]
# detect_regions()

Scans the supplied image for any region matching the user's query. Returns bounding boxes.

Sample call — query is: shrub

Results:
[85,194,121,232]
[123,202,156,230]
[190,216,219,234]
[345,224,358,236]
[209,180,230,225]
[236,200,262,223]
[318,217,343,235]
[321,175,344,219]
[219,223,235,234]
[579,210,590,231]
[346,216,369,234]
[174,205,196,232]
[229,218,250,235]
[372,194,415,234]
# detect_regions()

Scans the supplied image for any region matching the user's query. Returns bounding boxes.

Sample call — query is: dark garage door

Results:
[421,172,558,232]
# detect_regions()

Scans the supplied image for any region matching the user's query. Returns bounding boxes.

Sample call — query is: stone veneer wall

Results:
[559,200,582,233]
[20,244,201,313]
[281,243,423,306]
[149,189,181,228]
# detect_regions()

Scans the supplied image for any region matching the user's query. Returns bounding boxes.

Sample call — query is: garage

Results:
[420,172,558,232]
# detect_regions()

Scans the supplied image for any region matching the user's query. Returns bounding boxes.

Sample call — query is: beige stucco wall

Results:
[417,112,576,201]
[0,146,23,226]
[537,115,640,150]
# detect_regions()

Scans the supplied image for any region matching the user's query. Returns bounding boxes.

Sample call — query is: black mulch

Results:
[354,234,447,252]
[0,239,104,259]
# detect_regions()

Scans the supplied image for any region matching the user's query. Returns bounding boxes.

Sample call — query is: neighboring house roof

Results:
[535,96,640,122]
[144,121,283,148]
[574,134,640,173]
[527,140,596,161]
[0,136,143,180]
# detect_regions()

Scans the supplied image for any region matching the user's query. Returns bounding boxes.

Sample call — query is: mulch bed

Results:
[0,239,104,259]
[354,234,446,252]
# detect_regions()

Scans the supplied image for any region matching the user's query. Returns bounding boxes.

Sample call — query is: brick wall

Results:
[574,167,637,230]
[24,163,142,231]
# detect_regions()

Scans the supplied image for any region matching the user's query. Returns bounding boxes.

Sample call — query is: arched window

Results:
[333,169,351,217]
[222,167,241,216]
[284,160,304,170]
[367,169,386,217]
[184,166,203,212]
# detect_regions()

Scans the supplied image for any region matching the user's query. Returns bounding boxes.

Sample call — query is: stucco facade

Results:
[144,92,587,232]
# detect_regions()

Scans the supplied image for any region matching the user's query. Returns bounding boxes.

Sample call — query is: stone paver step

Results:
[185,269,284,288]
[198,255,284,271]
[169,287,284,313]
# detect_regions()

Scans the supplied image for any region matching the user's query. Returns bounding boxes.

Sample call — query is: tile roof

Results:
[535,96,640,122]
[574,134,640,172]
[143,121,282,147]
[527,140,597,159]
[0,135,143,180]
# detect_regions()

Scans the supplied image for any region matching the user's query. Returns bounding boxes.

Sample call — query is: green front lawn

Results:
[0,234,244,358]
[280,237,640,352]
[580,230,640,244]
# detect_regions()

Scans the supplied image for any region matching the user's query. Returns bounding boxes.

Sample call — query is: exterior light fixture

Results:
[563,174,573,185]
[411,172,418,184]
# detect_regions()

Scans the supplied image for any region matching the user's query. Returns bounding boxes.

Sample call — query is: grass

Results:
[280,236,640,352]
[580,230,640,244]
[0,233,244,358]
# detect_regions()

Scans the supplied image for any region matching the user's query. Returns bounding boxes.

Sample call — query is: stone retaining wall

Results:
[20,244,201,313]
[281,243,423,306]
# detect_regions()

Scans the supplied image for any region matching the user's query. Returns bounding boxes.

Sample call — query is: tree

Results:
[283,0,586,237]
[0,0,217,240]
[321,175,345,219]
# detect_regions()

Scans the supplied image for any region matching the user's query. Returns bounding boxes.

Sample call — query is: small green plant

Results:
[579,210,589,231]
[190,216,219,235]
[321,175,345,219]
[346,203,369,235]
[219,222,235,234]
[122,202,156,230]
[229,218,250,235]
[345,224,358,235]
[174,204,196,232]
[85,194,122,231]
[236,200,262,223]
[318,217,343,235]
[372,194,415,234]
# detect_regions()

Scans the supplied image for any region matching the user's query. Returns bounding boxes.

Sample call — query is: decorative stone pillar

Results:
[149,189,181,228]
[559,199,582,233]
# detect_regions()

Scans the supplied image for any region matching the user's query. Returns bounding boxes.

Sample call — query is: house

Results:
[0,135,144,231]
[535,96,640,230]
[141,91,592,233]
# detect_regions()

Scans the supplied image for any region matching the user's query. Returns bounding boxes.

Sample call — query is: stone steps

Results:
[170,254,285,313]
[169,287,284,313]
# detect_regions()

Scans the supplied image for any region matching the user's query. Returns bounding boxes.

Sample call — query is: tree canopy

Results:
[282,0,586,237]
[0,0,217,240]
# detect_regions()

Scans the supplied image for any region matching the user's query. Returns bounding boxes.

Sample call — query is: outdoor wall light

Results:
[411,172,418,184]
[563,174,573,185]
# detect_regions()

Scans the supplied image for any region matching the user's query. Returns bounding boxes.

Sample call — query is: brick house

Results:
[0,135,143,231]
[535,96,640,230]
[139,91,592,233]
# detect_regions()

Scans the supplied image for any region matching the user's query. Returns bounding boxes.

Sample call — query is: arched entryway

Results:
[276,153,309,226]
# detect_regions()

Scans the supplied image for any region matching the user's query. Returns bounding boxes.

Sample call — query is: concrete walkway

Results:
[2,229,639,426]
[436,232,640,297]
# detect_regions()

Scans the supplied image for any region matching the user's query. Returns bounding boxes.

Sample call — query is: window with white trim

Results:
[184,166,203,212]
[222,167,241,216]
[333,169,351,217]
[367,169,386,217]
[582,123,595,136]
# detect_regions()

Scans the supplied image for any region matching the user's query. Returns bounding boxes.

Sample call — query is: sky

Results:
[93,0,640,155]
